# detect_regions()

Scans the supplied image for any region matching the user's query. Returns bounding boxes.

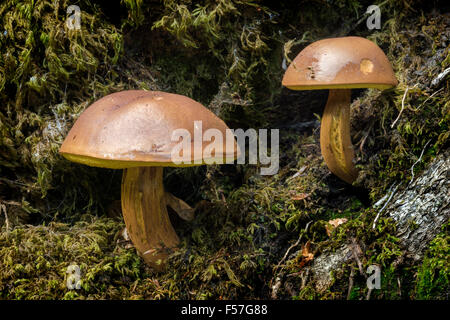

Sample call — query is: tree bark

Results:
[298,151,449,292]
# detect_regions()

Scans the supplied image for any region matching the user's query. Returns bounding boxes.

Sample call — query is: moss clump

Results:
[0,0,126,221]
[351,12,450,200]
[414,224,449,300]
[0,215,146,299]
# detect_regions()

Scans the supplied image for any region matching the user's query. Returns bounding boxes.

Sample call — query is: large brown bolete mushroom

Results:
[59,90,238,269]
[282,36,397,183]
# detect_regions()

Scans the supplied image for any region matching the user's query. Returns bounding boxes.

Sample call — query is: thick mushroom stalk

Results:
[320,89,358,184]
[121,167,179,269]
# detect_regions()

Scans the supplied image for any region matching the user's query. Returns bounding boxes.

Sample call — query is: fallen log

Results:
[299,151,449,292]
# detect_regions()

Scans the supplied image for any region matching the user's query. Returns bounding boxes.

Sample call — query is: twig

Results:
[357,123,374,154]
[391,84,418,128]
[286,271,302,278]
[273,229,306,272]
[431,67,450,87]
[271,225,308,298]
[347,268,355,300]
[413,88,443,112]
[372,183,401,230]
[409,139,431,185]
[373,191,389,208]
[349,238,365,276]
[271,221,313,296]
[1,202,10,232]
[0,200,21,206]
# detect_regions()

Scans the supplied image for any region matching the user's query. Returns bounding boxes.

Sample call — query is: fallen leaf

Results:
[298,241,314,269]
[290,192,310,201]
[302,241,314,260]
[326,218,348,236]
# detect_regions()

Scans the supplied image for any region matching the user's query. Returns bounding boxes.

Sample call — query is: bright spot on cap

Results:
[282,36,398,90]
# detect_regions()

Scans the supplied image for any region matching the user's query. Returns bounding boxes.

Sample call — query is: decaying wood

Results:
[387,151,449,261]
[297,151,449,292]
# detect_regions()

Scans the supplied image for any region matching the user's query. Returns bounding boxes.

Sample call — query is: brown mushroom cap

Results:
[282,36,398,90]
[59,90,238,168]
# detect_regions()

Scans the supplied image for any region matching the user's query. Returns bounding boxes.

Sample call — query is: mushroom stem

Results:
[121,167,179,270]
[320,89,358,184]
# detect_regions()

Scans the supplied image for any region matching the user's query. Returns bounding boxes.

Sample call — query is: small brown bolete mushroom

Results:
[282,36,397,183]
[59,90,239,269]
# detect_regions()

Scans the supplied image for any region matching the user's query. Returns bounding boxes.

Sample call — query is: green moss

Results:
[414,224,449,300]
[0,215,145,299]
[353,12,450,200]
[0,0,128,220]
